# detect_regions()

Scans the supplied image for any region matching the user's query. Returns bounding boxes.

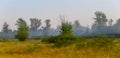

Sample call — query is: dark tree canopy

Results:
[42,19,51,36]
[108,19,113,26]
[94,11,108,26]
[73,20,81,28]
[113,19,120,32]
[30,18,41,31]
[2,22,12,33]
[92,11,108,34]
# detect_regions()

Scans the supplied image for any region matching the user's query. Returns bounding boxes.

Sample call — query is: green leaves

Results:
[60,21,73,35]
[15,18,29,41]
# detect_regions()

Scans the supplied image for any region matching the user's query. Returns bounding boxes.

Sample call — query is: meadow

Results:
[0,38,120,58]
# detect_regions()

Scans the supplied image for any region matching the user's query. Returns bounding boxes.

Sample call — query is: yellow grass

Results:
[0,39,120,58]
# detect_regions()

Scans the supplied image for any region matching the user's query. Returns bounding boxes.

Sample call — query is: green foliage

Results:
[15,18,29,41]
[46,20,75,47]
[48,35,77,47]
[45,20,75,47]
[60,21,73,35]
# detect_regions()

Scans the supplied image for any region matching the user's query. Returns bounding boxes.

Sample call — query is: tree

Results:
[30,18,41,31]
[58,15,73,35]
[42,19,51,36]
[92,11,108,34]
[15,18,29,41]
[113,19,120,33]
[73,20,81,28]
[59,20,73,35]
[47,17,75,47]
[73,20,81,36]
[113,19,120,27]
[94,11,107,26]
[2,22,12,33]
[108,19,113,26]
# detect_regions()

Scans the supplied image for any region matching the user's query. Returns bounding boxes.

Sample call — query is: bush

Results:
[48,35,77,47]
[15,31,28,41]
[45,19,76,47]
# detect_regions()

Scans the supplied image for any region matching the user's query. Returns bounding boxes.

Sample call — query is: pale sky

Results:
[0,0,120,30]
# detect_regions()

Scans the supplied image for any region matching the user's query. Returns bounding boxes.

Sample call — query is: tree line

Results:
[1,11,120,40]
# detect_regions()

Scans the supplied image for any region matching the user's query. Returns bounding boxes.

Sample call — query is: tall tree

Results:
[92,11,108,33]
[42,19,51,36]
[108,19,113,26]
[94,11,107,26]
[113,19,120,33]
[73,20,81,28]
[30,18,41,31]
[15,18,29,41]
[2,22,12,33]
[58,15,73,35]
[73,20,81,36]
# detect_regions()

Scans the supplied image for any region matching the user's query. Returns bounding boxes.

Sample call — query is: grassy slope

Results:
[0,39,120,58]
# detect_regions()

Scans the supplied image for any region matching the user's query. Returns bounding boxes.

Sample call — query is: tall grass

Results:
[0,38,120,58]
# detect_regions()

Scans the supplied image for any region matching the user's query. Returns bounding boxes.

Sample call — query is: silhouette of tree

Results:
[92,11,108,34]
[94,11,107,26]
[42,19,51,36]
[2,22,12,33]
[30,18,41,31]
[113,19,120,33]
[108,19,113,26]
[73,20,81,28]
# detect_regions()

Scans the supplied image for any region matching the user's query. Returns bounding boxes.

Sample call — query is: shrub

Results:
[59,21,73,35]
[15,31,28,41]
[46,19,76,47]
[48,35,77,47]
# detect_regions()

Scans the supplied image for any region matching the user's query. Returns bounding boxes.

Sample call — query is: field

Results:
[0,39,120,58]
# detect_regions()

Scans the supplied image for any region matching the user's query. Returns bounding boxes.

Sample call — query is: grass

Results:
[0,38,120,58]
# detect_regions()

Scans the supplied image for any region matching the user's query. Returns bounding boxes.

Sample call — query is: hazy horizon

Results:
[0,0,120,30]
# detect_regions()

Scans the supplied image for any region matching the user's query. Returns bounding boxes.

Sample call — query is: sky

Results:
[0,0,120,30]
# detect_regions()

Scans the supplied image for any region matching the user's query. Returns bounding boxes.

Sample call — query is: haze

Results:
[0,0,120,30]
